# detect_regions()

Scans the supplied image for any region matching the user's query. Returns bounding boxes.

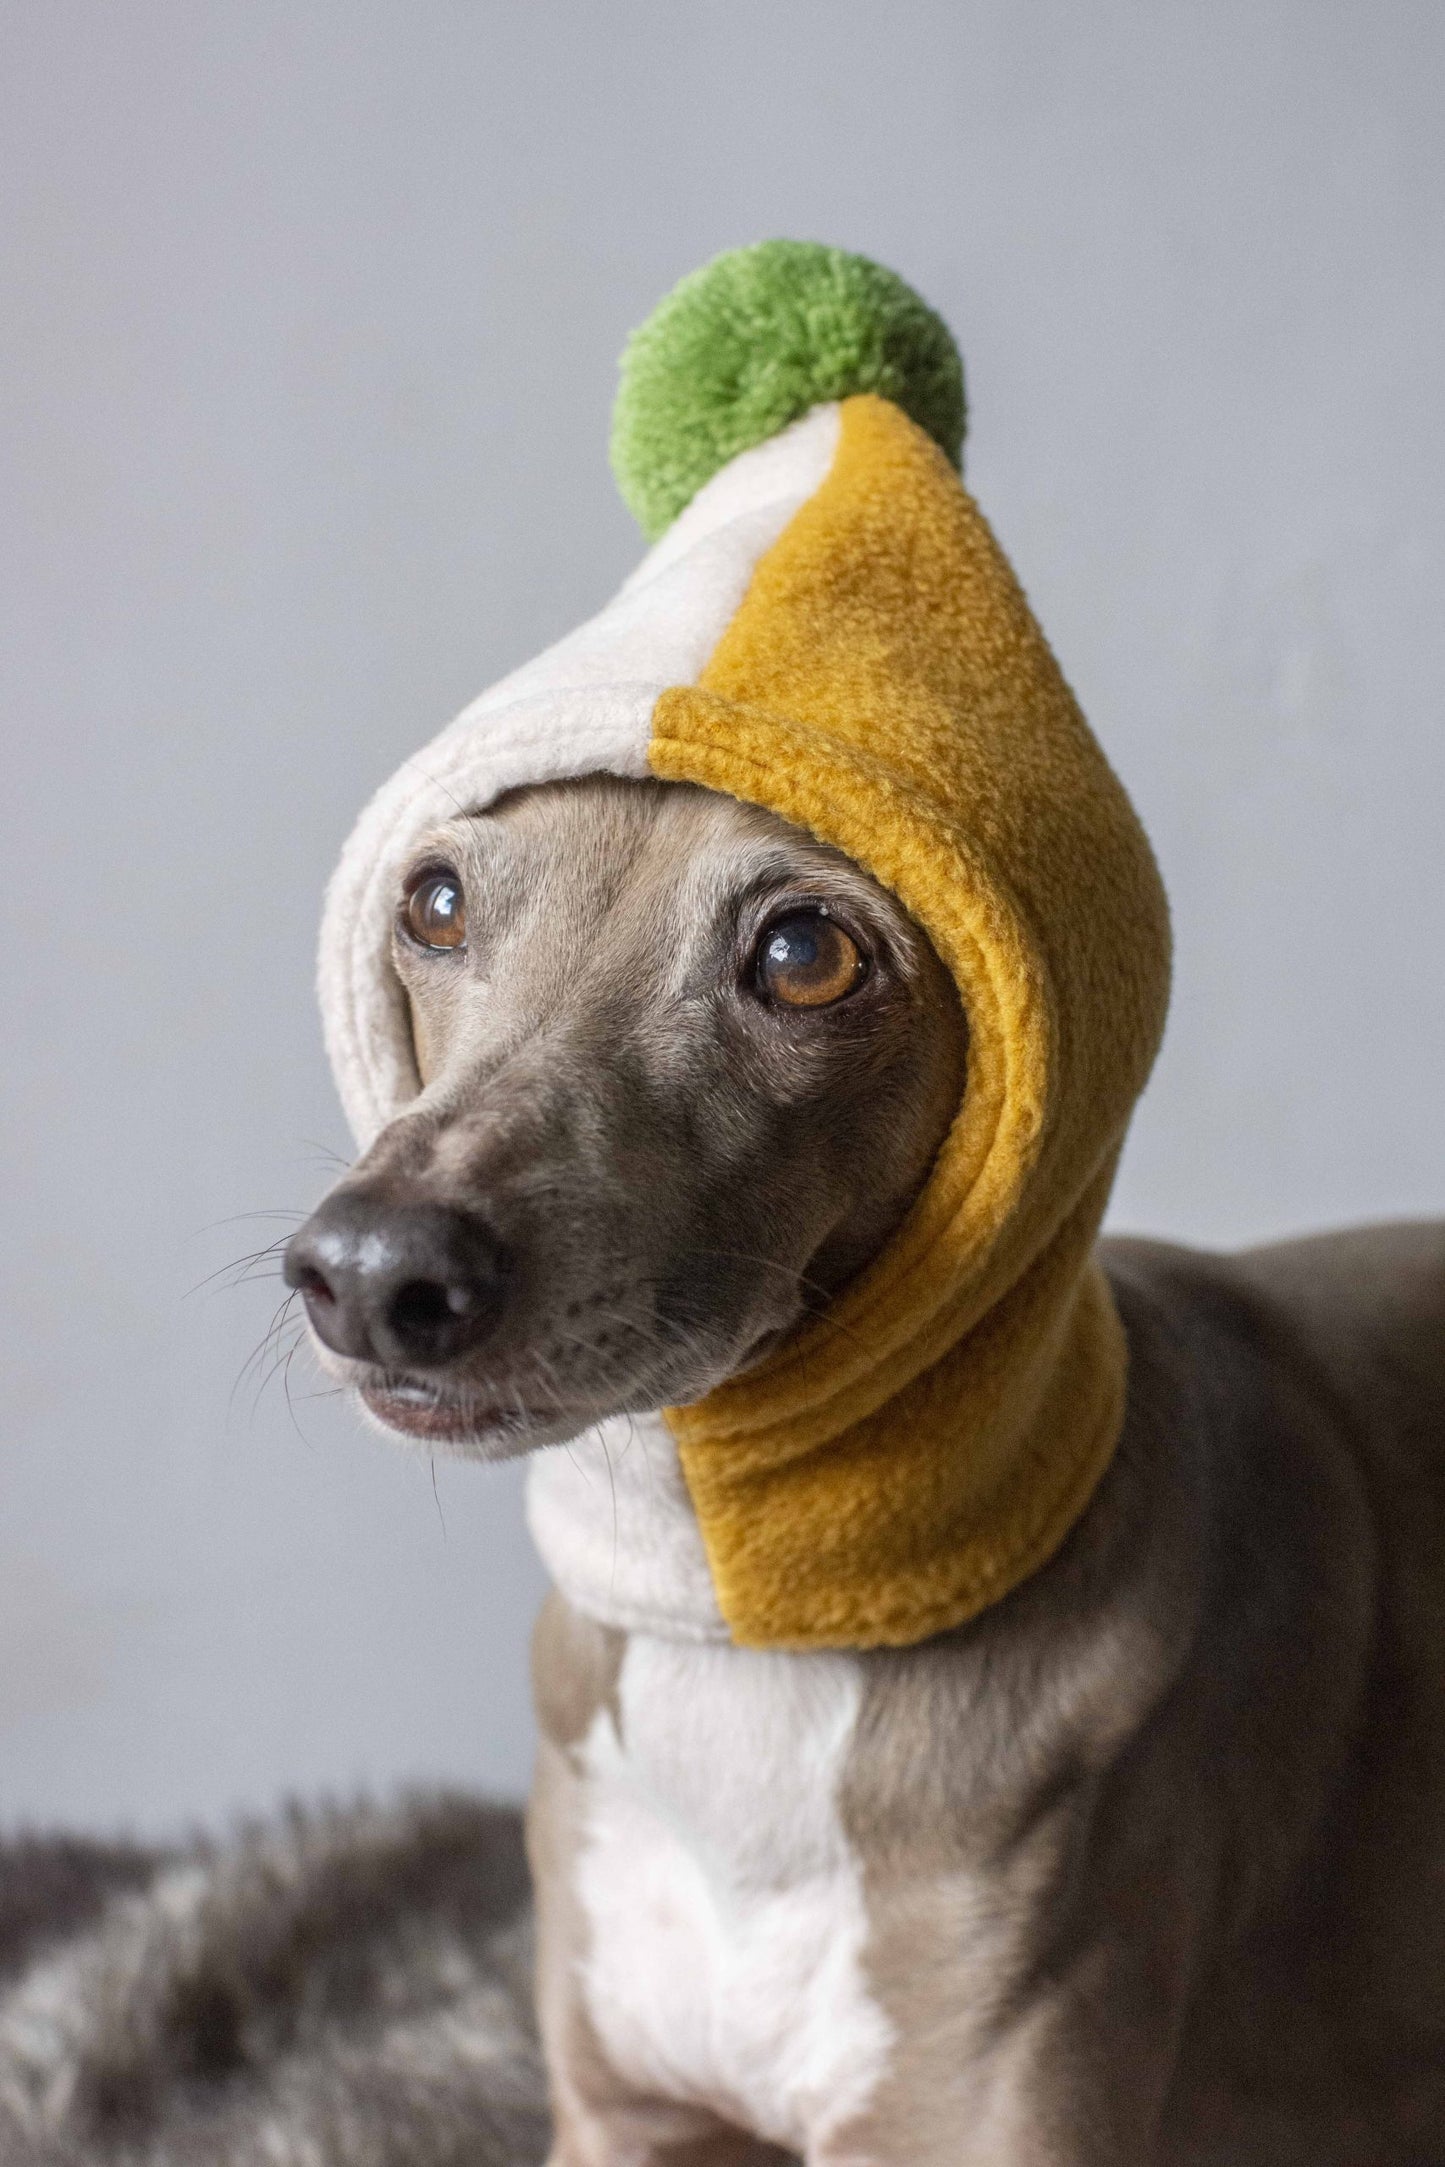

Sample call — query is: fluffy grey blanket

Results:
[0,1796,549,2164]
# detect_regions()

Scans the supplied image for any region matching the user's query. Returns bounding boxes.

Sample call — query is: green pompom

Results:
[610,240,966,541]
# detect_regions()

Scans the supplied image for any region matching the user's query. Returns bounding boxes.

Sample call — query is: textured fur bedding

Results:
[0,1796,549,2165]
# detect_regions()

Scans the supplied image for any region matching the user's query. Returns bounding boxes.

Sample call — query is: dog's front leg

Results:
[545,2086,796,2167]
[816,1908,1190,2167]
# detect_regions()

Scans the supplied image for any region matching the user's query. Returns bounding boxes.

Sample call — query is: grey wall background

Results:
[3,0,1441,1836]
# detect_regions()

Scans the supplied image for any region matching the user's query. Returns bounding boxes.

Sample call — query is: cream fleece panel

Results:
[526,1415,730,1643]
[317,403,841,1148]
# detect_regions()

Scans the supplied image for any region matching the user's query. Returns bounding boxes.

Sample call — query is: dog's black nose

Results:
[284,1192,505,1369]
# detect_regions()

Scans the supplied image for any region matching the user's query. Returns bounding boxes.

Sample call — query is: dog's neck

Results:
[526,1231,1127,1652]
[526,1414,730,1643]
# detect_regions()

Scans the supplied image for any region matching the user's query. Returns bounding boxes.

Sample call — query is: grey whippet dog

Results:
[285,243,1445,2163]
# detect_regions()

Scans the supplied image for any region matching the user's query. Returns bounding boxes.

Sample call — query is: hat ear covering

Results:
[611,240,966,541]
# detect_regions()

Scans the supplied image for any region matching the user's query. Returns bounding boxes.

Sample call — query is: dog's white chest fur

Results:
[574,1633,894,2153]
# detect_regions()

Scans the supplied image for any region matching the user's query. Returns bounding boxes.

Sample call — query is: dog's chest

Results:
[573,1635,894,2152]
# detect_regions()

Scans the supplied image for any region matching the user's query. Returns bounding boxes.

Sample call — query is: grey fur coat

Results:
[0,1796,549,2165]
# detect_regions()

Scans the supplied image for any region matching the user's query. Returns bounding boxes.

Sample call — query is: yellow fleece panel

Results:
[648,393,1171,1650]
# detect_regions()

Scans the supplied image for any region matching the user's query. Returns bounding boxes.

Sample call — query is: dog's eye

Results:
[755,913,864,1009]
[404,872,466,951]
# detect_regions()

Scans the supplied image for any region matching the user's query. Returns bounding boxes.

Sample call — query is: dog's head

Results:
[287,243,1171,1644]
[286,775,965,1456]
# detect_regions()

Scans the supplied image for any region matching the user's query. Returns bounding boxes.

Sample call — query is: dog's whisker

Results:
[233,1298,297,1400]
[231,1290,304,1418]
[598,1423,619,1602]
[251,1315,306,1404]
[299,1137,353,1173]
[192,1208,309,1236]
[277,1326,322,1445]
[185,1235,296,1301]
[406,760,470,821]
[235,1327,307,1431]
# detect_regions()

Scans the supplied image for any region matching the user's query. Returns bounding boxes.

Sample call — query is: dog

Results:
[286,768,1445,2166]
[284,242,1445,2163]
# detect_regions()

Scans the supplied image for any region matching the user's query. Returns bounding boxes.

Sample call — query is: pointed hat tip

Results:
[610,240,966,541]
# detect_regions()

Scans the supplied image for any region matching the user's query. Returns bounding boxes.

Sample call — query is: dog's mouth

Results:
[358,1373,530,1444]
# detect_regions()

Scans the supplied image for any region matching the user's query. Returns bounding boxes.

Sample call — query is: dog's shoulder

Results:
[1101,1219,1445,1418]
[1100,1221,1445,1823]
[1231,1219,1445,1413]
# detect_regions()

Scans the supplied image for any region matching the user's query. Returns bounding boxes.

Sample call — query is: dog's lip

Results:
[358,1373,527,1441]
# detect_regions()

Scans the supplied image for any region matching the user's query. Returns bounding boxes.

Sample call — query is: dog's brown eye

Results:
[756,913,864,1009]
[405,872,466,950]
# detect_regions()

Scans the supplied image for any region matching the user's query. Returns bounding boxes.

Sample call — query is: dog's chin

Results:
[354,1374,596,1461]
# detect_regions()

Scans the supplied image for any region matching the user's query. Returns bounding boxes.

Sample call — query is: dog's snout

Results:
[284,1192,505,1369]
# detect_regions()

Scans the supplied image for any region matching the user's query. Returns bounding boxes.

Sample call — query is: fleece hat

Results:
[319,241,1172,1652]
